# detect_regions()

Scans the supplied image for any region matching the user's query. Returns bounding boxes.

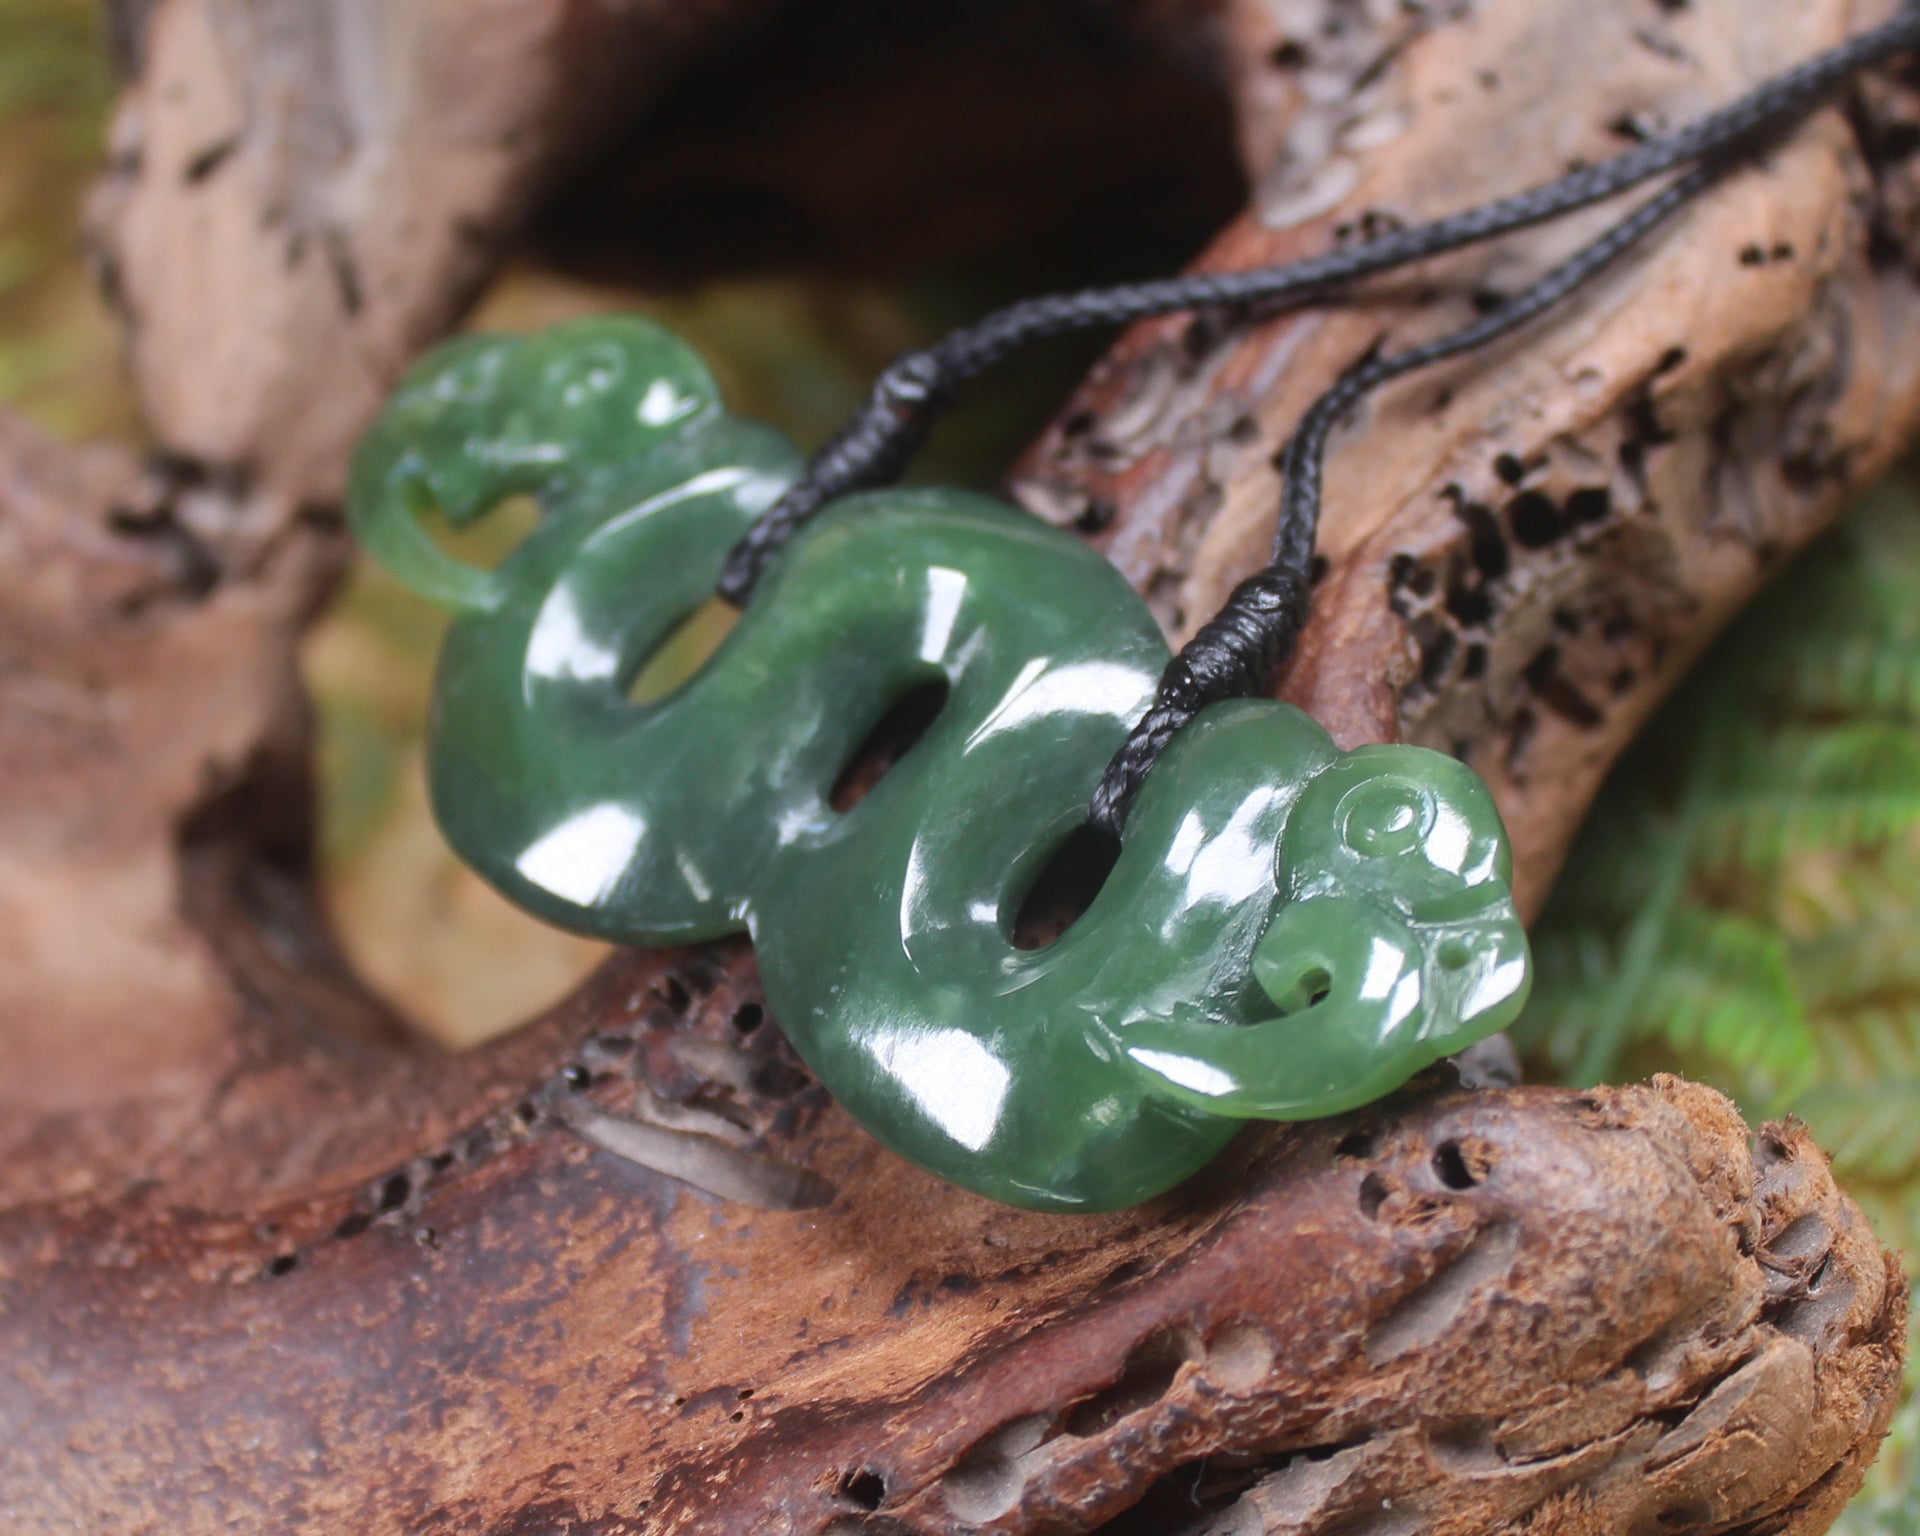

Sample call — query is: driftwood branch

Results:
[1,1,1912,1531]
[1018,0,1920,914]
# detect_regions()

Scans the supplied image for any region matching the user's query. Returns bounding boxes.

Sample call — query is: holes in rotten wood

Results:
[1364,1220,1520,1364]
[1389,551,1437,601]
[1093,1435,1376,1536]
[1335,1127,1376,1162]
[930,1322,1281,1532]
[1063,1328,1196,1437]
[1418,625,1459,691]
[1205,1323,1274,1394]
[1089,1257,1147,1297]
[1522,644,1604,730]
[1359,1171,1393,1219]
[941,1415,1053,1525]
[1073,498,1117,535]
[252,936,808,1282]
[1432,1138,1495,1190]
[1445,489,1509,584]
[1443,552,1495,628]
[1508,488,1564,548]
[838,1469,887,1511]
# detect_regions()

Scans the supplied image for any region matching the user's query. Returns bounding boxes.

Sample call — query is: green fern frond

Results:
[1520,909,1814,1105]
[1655,911,1816,1092]
[1697,724,1920,869]
[1791,926,1920,1014]
[1527,475,1920,1228]
[1540,786,1677,925]
[1796,1081,1920,1185]
[1797,998,1920,1084]
[1766,632,1920,724]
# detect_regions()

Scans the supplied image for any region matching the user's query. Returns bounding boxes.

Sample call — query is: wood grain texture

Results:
[1018,0,1920,915]
[1,0,1912,1530]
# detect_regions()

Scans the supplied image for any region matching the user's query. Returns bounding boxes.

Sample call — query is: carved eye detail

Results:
[1336,774,1436,858]
[429,347,507,406]
[549,343,627,410]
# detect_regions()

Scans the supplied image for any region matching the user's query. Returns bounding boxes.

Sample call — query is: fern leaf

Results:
[1696,724,1920,869]
[1520,909,1814,1104]
[1796,1080,1920,1184]
[1793,918,1920,1021]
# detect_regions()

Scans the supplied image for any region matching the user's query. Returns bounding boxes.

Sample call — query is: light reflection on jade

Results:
[348,316,1531,1211]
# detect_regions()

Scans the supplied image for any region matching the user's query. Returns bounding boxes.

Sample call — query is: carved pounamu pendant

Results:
[349,316,1531,1211]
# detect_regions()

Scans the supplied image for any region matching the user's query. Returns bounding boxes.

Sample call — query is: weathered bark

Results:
[1,0,1913,1532]
[89,0,789,518]
[1018,0,1920,915]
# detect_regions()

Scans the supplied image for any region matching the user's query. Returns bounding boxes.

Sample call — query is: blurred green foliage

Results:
[0,0,106,120]
[0,0,125,434]
[1520,481,1920,1260]
[1521,481,1920,1520]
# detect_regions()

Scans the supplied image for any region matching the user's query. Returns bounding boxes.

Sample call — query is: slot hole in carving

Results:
[830,679,950,811]
[1010,824,1119,950]
[1265,962,1333,1016]
[420,490,543,570]
[627,596,740,705]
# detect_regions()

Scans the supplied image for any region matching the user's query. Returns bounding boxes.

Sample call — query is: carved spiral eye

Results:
[1336,774,1436,858]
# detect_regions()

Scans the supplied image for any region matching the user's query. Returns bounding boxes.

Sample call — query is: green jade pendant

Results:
[350,316,1531,1211]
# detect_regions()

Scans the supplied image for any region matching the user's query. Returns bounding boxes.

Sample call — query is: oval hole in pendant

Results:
[1269,964,1332,1015]
[1010,824,1118,951]
[1241,954,1333,1024]
[422,491,543,569]
[627,596,740,705]
[829,678,951,812]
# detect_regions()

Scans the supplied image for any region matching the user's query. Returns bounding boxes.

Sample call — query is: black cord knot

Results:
[1085,564,1313,843]
[1183,567,1312,697]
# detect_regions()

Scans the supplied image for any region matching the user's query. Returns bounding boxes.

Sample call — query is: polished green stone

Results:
[350,315,1532,1211]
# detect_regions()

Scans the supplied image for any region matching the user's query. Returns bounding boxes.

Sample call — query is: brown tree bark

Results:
[0,1,1912,1532]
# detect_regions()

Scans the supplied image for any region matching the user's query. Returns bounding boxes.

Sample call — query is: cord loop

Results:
[717,5,1920,832]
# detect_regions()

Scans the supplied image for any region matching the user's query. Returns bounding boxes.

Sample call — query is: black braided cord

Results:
[717,5,1920,605]
[712,6,1920,839]
[1085,164,1716,839]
